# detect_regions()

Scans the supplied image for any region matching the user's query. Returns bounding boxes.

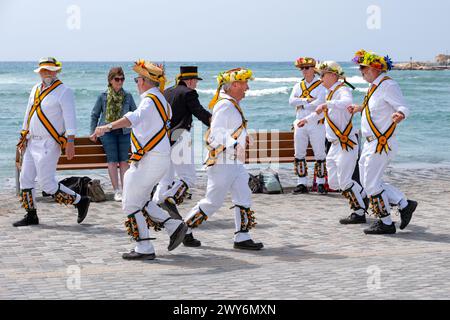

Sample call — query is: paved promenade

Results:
[1,166,449,299]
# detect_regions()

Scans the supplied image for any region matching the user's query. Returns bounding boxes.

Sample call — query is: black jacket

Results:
[164,81,211,131]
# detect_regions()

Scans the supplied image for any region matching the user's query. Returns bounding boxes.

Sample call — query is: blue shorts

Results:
[100,130,130,163]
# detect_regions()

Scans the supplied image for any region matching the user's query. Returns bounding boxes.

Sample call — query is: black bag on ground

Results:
[59,176,92,196]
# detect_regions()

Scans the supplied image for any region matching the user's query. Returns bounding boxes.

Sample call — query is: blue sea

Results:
[1,61,450,190]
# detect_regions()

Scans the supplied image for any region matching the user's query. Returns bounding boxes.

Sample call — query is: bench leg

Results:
[15,166,20,196]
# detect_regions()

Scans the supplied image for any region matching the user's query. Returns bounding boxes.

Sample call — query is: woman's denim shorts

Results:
[100,129,130,163]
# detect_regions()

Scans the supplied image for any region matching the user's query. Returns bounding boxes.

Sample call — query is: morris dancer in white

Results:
[350,50,418,235]
[298,61,369,225]
[290,57,327,194]
[93,60,187,260]
[183,68,263,250]
[14,57,90,227]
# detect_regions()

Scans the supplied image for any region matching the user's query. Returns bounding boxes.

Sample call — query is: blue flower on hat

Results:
[384,55,393,71]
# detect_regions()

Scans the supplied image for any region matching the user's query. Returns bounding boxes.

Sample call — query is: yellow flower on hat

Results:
[33,57,63,73]
[209,68,254,109]
[295,57,316,68]
[352,49,393,72]
[318,61,345,77]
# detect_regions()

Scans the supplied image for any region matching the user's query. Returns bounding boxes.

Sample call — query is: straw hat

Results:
[317,61,345,78]
[33,57,62,73]
[352,49,393,72]
[133,59,168,91]
[294,57,317,68]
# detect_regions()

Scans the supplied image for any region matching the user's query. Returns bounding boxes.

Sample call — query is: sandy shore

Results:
[0,165,449,299]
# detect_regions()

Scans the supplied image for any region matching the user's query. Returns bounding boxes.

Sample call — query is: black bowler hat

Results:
[177,66,203,82]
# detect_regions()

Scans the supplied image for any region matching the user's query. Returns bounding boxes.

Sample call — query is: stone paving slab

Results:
[0,167,449,300]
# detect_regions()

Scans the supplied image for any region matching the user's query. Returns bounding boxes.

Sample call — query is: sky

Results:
[0,0,449,62]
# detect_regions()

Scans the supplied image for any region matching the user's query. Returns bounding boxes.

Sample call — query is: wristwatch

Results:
[107,123,113,131]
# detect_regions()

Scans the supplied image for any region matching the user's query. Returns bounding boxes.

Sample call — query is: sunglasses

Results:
[300,66,311,70]
[113,77,125,82]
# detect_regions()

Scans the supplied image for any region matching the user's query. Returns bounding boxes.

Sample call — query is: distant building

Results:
[435,54,450,65]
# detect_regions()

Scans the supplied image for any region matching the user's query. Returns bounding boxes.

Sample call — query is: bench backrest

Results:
[15,132,313,170]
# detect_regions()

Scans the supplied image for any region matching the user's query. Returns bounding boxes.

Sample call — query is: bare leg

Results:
[107,162,119,190]
[119,161,129,190]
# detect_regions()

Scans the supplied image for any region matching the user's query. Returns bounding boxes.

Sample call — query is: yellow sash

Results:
[300,79,322,99]
[362,76,395,154]
[129,94,171,162]
[299,80,324,124]
[324,82,356,151]
[17,80,67,150]
[204,98,247,167]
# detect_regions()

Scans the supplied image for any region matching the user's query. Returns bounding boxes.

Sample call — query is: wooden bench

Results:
[245,130,314,164]
[15,132,313,193]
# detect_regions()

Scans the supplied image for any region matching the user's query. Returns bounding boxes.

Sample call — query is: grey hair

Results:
[143,78,160,87]
[222,82,232,92]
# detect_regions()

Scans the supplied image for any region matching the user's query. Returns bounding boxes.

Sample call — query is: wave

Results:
[355,87,368,93]
[346,75,367,84]
[254,77,301,83]
[197,87,290,97]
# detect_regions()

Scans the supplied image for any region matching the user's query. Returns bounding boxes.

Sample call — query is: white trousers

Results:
[359,138,406,213]
[19,138,79,206]
[294,123,326,185]
[185,164,253,242]
[326,138,359,191]
[122,151,182,254]
[153,131,196,204]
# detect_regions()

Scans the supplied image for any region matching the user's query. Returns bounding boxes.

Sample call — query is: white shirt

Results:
[22,80,77,137]
[306,81,355,141]
[207,91,247,164]
[124,87,171,155]
[289,75,326,121]
[361,74,410,138]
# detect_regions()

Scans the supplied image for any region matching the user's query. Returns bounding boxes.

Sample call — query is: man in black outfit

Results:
[153,66,211,247]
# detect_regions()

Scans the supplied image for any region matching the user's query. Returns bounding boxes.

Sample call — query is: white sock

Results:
[355,208,365,216]
[398,199,408,210]
[381,215,393,225]
[73,194,81,205]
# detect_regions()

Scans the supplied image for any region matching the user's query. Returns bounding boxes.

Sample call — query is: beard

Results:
[43,76,56,86]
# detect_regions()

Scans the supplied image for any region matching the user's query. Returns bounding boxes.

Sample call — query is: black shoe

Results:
[122,250,156,260]
[339,212,367,225]
[183,233,201,247]
[399,200,418,230]
[12,210,39,227]
[168,222,188,251]
[317,184,327,195]
[160,198,182,220]
[234,239,264,251]
[75,196,90,224]
[293,184,308,194]
[364,220,396,235]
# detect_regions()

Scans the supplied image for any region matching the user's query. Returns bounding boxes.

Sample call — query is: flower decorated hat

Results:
[34,57,62,73]
[208,67,254,109]
[317,61,345,78]
[352,49,393,72]
[295,57,317,68]
[133,59,168,92]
